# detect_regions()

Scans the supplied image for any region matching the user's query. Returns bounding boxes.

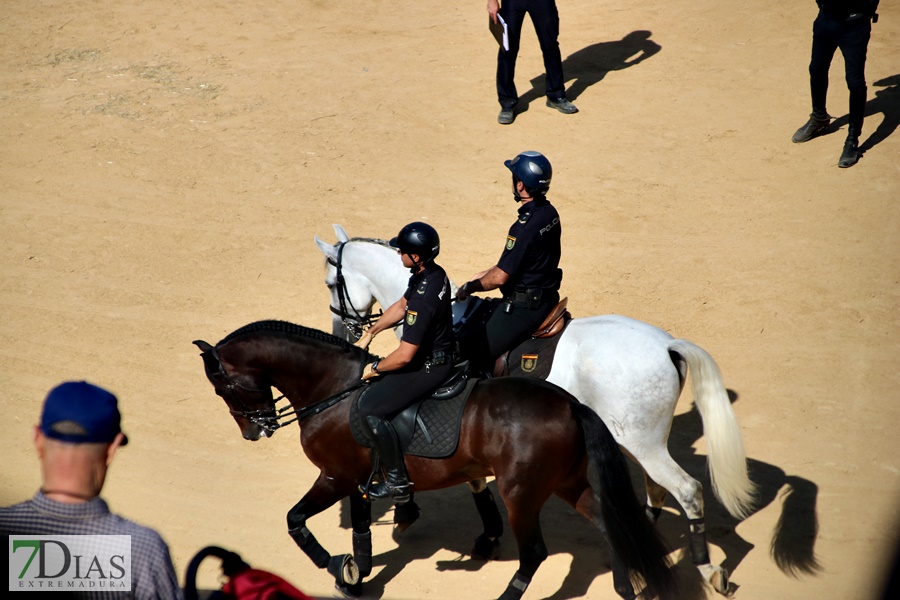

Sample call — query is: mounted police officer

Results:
[456,150,563,373]
[354,222,455,502]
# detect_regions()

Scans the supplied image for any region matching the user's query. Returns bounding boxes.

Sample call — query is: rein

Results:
[328,241,382,341]
[211,344,370,434]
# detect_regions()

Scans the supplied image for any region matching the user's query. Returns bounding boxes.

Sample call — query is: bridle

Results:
[208,345,369,435]
[327,241,382,341]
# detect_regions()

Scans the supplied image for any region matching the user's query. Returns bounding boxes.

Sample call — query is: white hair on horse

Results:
[315,224,757,595]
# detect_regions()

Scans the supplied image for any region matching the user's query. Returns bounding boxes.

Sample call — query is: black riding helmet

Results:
[390,222,440,263]
[505,150,552,195]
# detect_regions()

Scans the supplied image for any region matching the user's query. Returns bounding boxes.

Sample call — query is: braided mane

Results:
[218,320,354,352]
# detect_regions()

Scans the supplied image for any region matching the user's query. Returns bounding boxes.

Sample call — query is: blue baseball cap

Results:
[40,381,128,446]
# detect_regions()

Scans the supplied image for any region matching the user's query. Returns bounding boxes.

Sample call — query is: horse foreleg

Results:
[349,492,372,579]
[468,478,503,560]
[392,493,420,533]
[286,477,361,596]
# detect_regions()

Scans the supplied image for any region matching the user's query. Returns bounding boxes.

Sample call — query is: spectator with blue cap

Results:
[0,381,183,599]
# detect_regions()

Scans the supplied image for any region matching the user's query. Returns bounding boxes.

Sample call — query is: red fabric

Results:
[221,568,315,600]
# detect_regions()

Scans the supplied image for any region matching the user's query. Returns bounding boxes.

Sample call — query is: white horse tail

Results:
[669,339,756,520]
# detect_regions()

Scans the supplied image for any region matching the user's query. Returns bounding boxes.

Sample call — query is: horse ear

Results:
[193,340,214,354]
[314,235,338,261]
[333,224,350,243]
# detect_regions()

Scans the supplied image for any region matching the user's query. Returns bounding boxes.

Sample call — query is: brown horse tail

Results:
[570,401,678,600]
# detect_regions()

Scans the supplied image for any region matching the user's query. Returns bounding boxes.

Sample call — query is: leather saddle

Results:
[349,361,477,458]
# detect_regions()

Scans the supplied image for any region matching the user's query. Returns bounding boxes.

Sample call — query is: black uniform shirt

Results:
[401,262,454,362]
[496,198,562,296]
[817,0,878,20]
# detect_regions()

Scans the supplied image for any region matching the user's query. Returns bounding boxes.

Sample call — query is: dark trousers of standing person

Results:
[497,0,565,109]
[808,12,871,142]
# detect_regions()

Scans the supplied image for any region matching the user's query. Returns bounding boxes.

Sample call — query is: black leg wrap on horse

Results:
[289,526,331,569]
[327,553,360,587]
[473,487,504,538]
[688,517,711,565]
[498,572,531,600]
[646,505,663,523]
[349,494,372,533]
[352,530,372,578]
[393,498,420,527]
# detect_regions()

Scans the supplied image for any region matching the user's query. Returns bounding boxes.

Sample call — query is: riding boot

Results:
[362,416,411,503]
[839,87,866,168]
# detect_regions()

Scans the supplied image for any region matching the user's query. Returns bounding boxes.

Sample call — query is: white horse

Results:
[315,224,756,594]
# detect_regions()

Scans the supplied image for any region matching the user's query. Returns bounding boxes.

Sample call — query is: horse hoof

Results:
[471,533,500,561]
[698,563,730,595]
[327,554,360,587]
[335,581,363,598]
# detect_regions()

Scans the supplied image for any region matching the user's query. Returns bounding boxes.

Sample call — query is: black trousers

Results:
[497,0,566,108]
[462,292,558,372]
[808,11,871,135]
[359,362,453,420]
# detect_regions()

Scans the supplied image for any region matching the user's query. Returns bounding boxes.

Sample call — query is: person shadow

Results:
[517,30,661,112]
[831,73,900,157]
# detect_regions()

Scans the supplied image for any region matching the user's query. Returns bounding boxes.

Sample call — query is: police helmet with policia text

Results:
[390,222,440,262]
[505,151,552,195]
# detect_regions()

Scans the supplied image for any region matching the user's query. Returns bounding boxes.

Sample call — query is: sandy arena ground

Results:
[2,1,899,598]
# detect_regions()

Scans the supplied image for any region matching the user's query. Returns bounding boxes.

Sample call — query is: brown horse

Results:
[194,320,676,600]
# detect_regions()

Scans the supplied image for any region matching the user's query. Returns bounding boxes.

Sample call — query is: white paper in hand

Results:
[489,15,509,51]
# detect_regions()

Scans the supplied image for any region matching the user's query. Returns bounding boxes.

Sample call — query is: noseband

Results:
[208,345,369,435]
[208,349,295,436]
[328,241,382,341]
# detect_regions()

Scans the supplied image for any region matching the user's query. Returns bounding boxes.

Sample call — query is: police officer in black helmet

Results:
[354,222,455,502]
[456,151,562,373]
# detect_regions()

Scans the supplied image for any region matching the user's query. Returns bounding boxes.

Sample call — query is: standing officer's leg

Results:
[837,19,871,167]
[497,0,528,123]
[793,12,839,143]
[531,0,577,114]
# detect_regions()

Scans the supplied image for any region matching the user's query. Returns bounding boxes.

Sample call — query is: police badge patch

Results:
[406,310,417,326]
[506,235,516,250]
[521,354,538,372]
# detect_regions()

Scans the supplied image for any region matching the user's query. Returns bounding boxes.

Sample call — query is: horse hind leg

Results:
[571,487,638,599]
[493,482,551,600]
[640,452,729,595]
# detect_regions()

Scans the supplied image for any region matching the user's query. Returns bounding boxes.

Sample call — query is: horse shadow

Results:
[830,73,900,156]
[335,390,822,599]
[517,30,661,113]
[661,391,822,586]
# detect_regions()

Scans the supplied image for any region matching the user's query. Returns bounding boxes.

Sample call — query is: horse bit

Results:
[210,346,367,435]
[328,241,382,341]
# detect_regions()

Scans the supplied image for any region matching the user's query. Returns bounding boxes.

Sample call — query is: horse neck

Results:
[233,334,363,409]
[346,241,409,308]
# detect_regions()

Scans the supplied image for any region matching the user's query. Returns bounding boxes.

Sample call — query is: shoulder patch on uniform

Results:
[416,279,428,294]
[518,212,532,224]
[506,235,516,250]
[406,310,417,326]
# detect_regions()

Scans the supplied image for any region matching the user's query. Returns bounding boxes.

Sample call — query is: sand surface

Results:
[2,1,899,598]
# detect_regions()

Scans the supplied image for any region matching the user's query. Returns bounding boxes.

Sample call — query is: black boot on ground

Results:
[792,112,831,143]
[838,135,861,168]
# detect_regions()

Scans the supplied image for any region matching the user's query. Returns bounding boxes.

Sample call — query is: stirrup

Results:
[360,477,411,504]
